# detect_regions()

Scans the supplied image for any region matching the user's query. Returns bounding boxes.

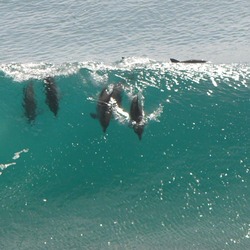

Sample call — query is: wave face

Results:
[1,59,250,249]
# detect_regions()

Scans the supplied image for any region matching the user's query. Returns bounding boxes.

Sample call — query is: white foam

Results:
[0,162,16,175]
[0,148,29,175]
[12,148,29,160]
[111,98,130,124]
[146,104,164,123]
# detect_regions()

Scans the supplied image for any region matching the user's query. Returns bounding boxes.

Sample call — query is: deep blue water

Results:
[0,1,250,249]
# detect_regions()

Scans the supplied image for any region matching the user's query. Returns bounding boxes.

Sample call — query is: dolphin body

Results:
[90,84,123,133]
[90,88,113,133]
[44,77,59,116]
[23,82,37,123]
[129,95,144,140]
[170,58,207,63]
[110,83,123,107]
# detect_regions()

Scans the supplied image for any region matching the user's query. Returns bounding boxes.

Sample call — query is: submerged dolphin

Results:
[130,95,144,140]
[23,82,37,123]
[170,58,207,63]
[44,77,59,116]
[111,83,123,107]
[90,87,113,133]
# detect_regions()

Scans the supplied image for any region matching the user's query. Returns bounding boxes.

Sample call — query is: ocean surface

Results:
[0,1,250,250]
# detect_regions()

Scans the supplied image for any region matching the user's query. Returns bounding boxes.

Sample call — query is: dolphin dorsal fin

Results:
[170,58,180,63]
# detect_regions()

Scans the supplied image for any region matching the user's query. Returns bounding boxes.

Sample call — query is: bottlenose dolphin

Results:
[111,83,123,107]
[129,95,144,140]
[90,87,113,132]
[23,82,37,123]
[90,84,123,132]
[170,58,207,63]
[44,77,59,116]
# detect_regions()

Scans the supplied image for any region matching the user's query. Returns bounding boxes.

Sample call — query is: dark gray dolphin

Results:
[130,95,144,140]
[111,83,123,107]
[170,58,207,63]
[44,77,59,116]
[23,82,37,123]
[90,87,113,133]
[90,84,123,132]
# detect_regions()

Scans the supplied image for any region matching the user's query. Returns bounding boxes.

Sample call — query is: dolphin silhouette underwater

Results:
[90,84,123,132]
[23,82,37,123]
[111,83,123,107]
[170,58,207,63]
[129,95,144,140]
[44,77,59,116]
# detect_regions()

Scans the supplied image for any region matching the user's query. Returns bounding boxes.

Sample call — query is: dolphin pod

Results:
[22,79,145,140]
[91,84,145,140]
[22,77,59,123]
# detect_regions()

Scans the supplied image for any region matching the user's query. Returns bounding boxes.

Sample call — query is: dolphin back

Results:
[44,77,59,116]
[130,95,142,123]
[129,95,144,140]
[111,83,123,107]
[23,82,37,123]
[170,58,180,63]
[96,88,113,132]
[170,58,207,63]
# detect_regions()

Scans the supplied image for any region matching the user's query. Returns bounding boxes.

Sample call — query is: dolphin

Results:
[130,95,144,140]
[111,83,123,107]
[90,84,123,132]
[90,87,113,133]
[44,77,59,116]
[23,82,37,123]
[170,58,207,63]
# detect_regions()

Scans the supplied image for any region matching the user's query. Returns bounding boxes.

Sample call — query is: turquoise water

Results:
[0,61,249,249]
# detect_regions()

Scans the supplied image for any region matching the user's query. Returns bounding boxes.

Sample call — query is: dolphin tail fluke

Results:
[170,58,180,63]
[90,113,98,119]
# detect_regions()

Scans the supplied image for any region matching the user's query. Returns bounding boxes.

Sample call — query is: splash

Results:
[0,162,16,175]
[0,148,29,175]
[12,148,29,160]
